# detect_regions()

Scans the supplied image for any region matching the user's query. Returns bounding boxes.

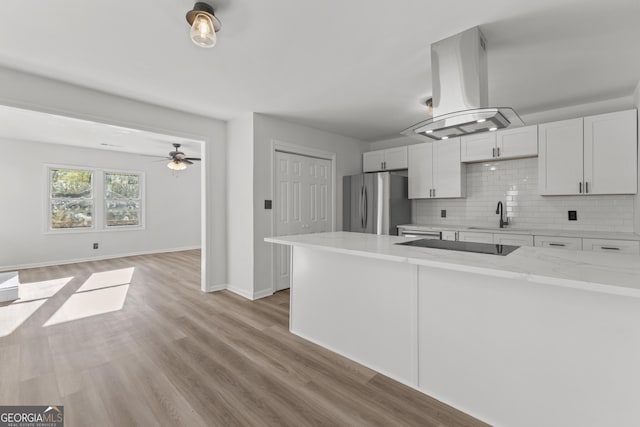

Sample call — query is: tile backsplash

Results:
[414,158,635,232]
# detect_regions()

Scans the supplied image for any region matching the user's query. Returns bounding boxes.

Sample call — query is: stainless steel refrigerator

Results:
[343,172,412,235]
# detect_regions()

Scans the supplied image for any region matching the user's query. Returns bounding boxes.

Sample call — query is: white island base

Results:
[270,234,640,427]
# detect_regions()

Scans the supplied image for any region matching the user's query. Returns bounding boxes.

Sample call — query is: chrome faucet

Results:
[496,201,509,228]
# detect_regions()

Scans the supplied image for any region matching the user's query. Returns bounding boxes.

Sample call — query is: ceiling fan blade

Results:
[183,159,194,165]
[184,157,201,161]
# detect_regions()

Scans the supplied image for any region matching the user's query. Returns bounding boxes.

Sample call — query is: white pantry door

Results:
[274,151,332,291]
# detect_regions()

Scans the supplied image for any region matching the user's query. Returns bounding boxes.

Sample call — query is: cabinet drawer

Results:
[582,239,640,255]
[494,233,534,247]
[534,236,582,250]
[457,231,494,244]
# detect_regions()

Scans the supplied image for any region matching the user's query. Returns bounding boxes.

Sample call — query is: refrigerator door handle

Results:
[360,185,364,228]
[364,186,368,229]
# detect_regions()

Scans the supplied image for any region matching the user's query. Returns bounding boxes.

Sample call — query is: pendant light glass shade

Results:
[167,161,187,171]
[190,13,216,48]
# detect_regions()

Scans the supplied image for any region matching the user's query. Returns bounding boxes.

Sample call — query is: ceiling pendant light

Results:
[186,2,221,48]
[167,161,187,171]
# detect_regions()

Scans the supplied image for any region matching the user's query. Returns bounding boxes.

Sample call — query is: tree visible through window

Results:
[105,173,141,227]
[50,169,94,229]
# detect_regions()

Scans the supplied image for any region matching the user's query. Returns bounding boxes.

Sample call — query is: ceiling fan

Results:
[164,143,201,170]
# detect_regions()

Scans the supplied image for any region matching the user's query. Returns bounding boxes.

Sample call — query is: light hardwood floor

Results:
[0,250,488,426]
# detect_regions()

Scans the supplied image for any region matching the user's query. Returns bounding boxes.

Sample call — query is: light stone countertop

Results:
[265,231,640,298]
[397,223,640,241]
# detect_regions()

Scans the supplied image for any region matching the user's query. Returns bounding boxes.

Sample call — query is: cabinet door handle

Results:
[585,182,589,194]
[492,147,496,158]
[600,246,620,251]
[429,188,432,197]
[579,182,582,193]
[433,188,436,198]
[497,147,500,157]
[549,243,566,247]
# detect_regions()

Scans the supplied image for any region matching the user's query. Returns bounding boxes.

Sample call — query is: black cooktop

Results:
[396,238,520,256]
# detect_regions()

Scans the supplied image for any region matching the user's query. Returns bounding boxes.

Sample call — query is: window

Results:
[49,168,94,229]
[46,166,144,232]
[105,172,141,227]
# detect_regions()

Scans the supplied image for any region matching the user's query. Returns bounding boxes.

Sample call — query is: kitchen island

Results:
[266,231,640,427]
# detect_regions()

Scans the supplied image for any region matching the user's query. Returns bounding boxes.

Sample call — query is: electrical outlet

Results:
[93,243,99,249]
[568,211,577,221]
[441,210,447,218]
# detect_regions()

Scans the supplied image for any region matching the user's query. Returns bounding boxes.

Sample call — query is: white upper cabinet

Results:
[433,138,464,198]
[363,150,385,172]
[461,132,496,162]
[363,147,408,172]
[497,125,538,160]
[408,142,433,199]
[408,138,464,199]
[384,146,409,170]
[539,110,638,196]
[583,109,637,195]
[461,125,538,163]
[538,118,585,195]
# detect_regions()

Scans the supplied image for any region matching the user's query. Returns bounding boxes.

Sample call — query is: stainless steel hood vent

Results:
[402,27,523,141]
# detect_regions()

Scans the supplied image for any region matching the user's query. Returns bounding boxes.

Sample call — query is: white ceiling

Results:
[0,105,202,157]
[0,0,639,141]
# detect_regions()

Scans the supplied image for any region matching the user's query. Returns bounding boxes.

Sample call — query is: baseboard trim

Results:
[203,284,226,293]
[226,285,274,301]
[253,288,274,300]
[0,246,202,272]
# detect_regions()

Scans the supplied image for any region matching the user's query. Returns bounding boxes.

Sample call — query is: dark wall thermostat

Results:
[264,200,272,210]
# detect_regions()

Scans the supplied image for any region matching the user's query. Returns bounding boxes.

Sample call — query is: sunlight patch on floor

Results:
[17,277,73,303]
[43,284,130,327]
[76,267,135,292]
[0,300,47,337]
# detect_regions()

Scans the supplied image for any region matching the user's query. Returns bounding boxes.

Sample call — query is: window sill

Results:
[44,226,146,235]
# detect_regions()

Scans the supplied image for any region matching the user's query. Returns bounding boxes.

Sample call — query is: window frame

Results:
[103,169,145,230]
[44,164,145,234]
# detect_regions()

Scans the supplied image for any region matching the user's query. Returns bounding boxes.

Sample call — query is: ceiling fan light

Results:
[167,161,187,171]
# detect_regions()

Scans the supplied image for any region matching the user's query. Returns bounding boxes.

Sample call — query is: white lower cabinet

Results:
[457,231,494,244]
[582,239,640,255]
[534,236,582,250]
[494,233,534,247]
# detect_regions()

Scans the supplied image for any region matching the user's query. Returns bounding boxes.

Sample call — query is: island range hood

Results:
[402,27,524,141]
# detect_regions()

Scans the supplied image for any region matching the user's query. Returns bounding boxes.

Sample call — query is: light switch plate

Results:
[441,210,447,218]
[568,210,577,221]
[264,200,272,210]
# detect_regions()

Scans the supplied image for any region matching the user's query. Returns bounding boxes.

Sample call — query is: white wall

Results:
[0,140,200,269]
[368,135,417,151]
[226,114,255,297]
[0,66,226,291]
[520,95,635,125]
[224,113,367,299]
[253,114,368,298]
